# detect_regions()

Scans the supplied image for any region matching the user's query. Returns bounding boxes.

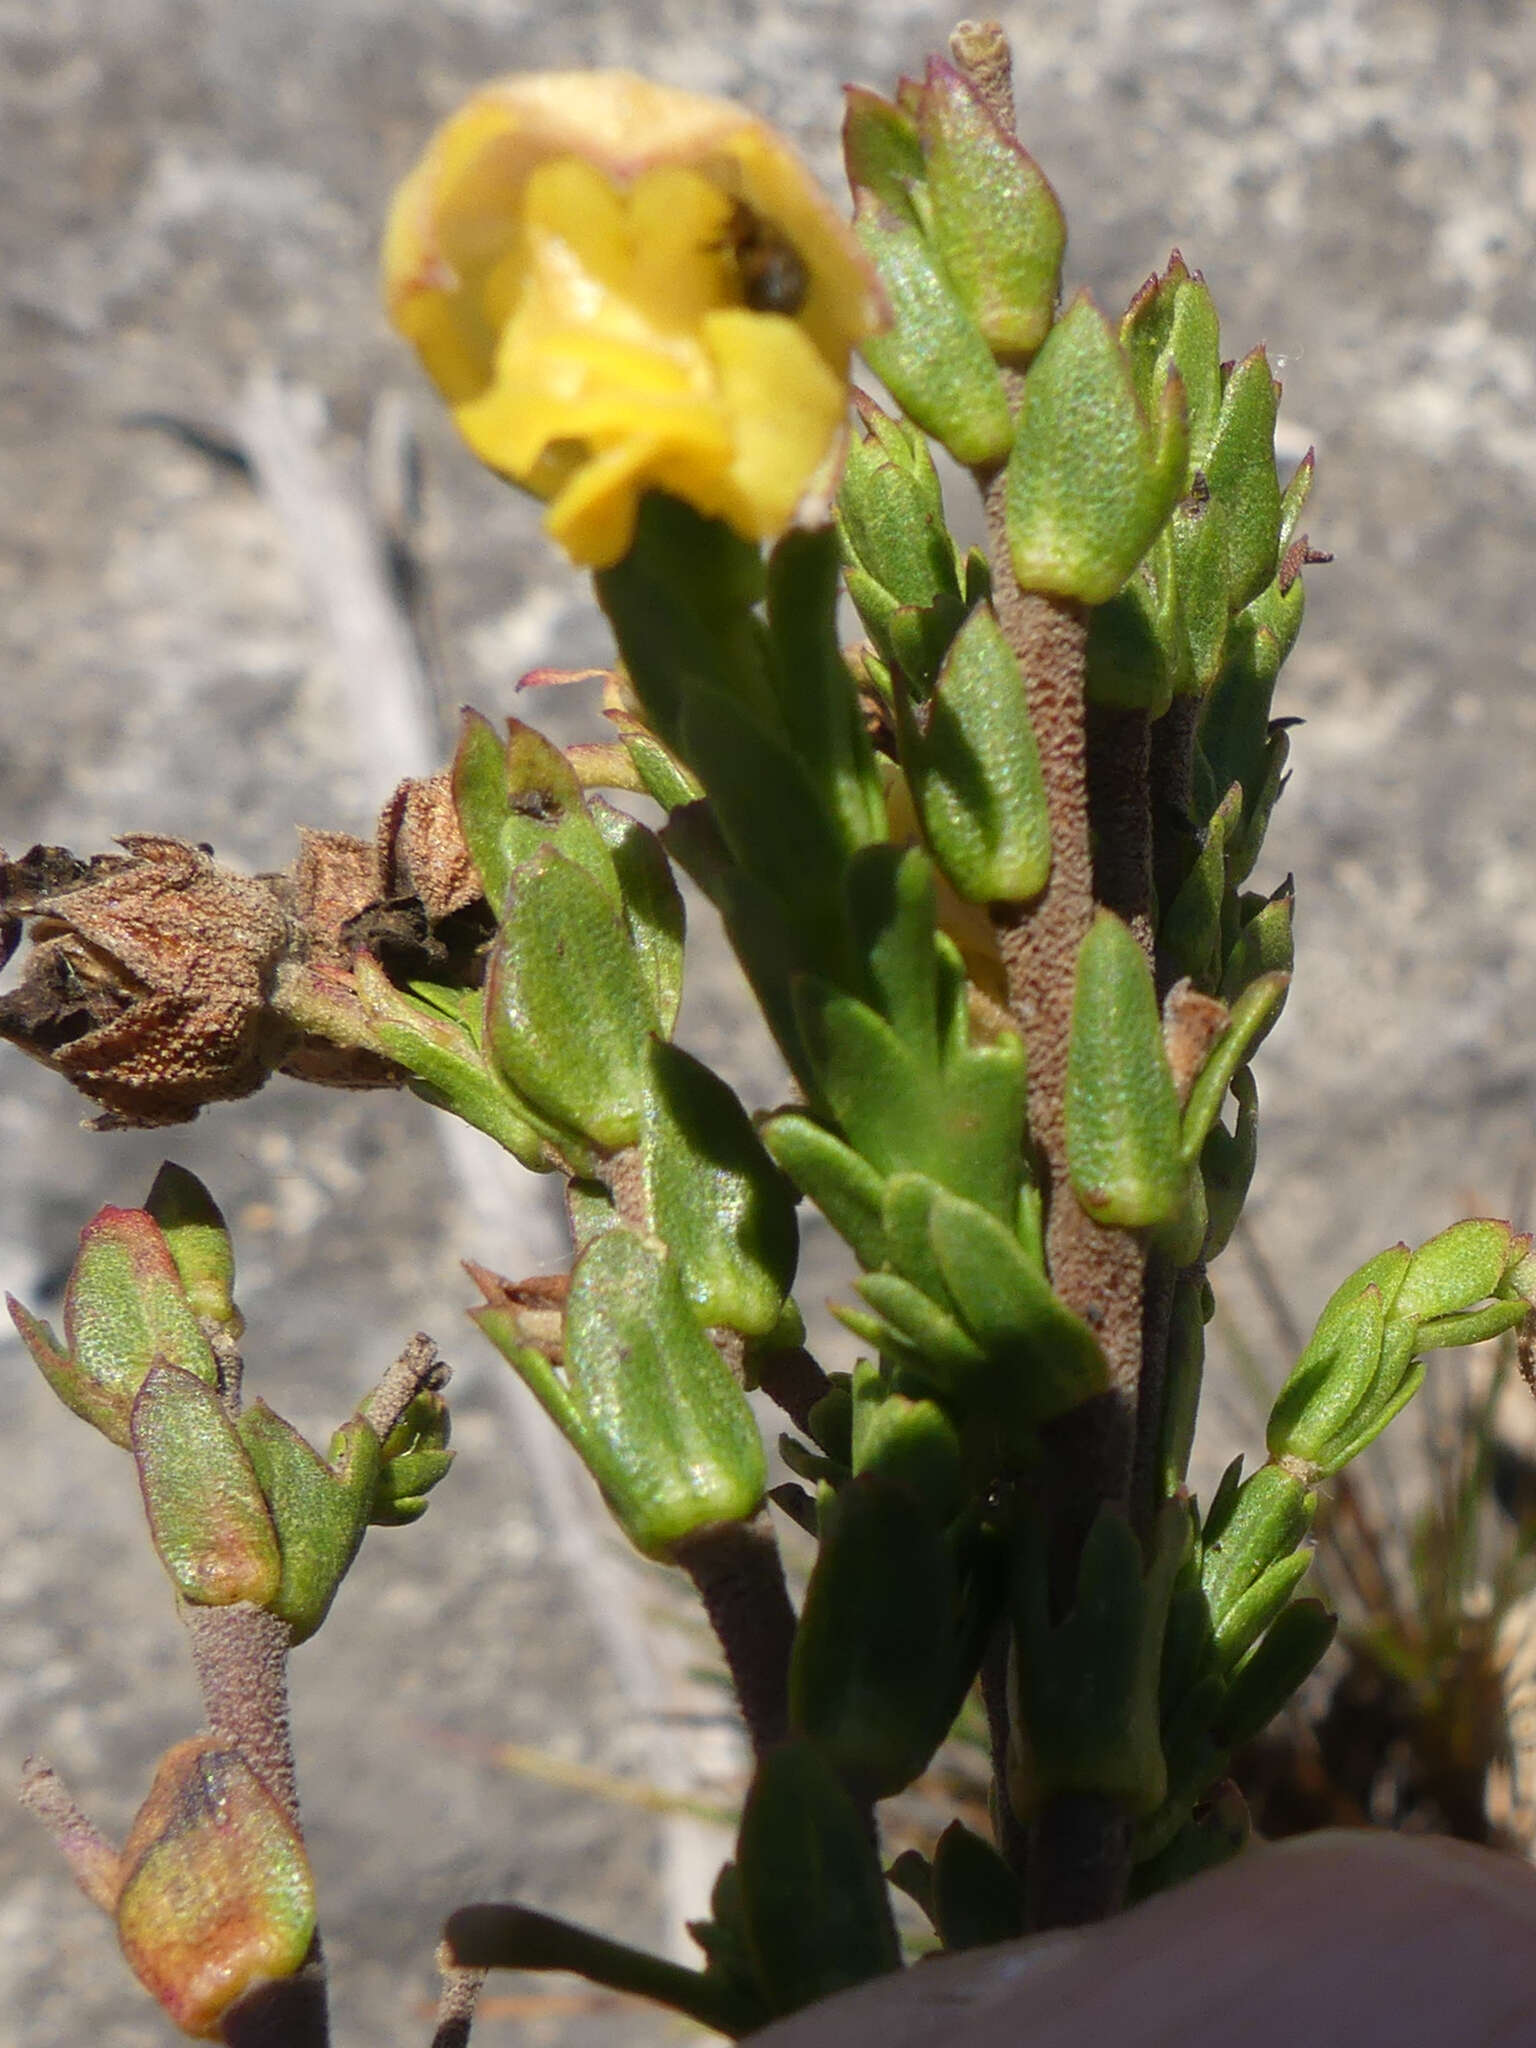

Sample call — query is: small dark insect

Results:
[715,199,810,316]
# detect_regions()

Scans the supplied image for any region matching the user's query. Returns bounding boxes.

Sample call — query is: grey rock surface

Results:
[3,0,1536,2042]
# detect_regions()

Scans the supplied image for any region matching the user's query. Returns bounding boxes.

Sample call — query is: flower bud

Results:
[8,1199,217,1447]
[114,1739,316,2039]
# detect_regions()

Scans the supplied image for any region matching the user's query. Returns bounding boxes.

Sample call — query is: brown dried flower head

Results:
[0,837,295,1129]
[0,780,490,1129]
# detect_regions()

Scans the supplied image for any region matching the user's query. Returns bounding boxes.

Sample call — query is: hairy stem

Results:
[183,1603,300,1827]
[983,526,1142,1486]
[958,19,1152,1926]
[18,1757,120,1911]
[361,1330,449,1441]
[752,1343,831,1435]
[429,1941,485,2048]
[672,1512,797,1754]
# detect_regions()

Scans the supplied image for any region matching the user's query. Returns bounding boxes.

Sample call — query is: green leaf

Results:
[1120,253,1222,468]
[610,713,703,812]
[843,85,927,219]
[1213,1599,1337,1750]
[856,1271,990,1376]
[1220,878,1295,1002]
[1179,971,1291,1165]
[852,193,1015,468]
[499,718,618,901]
[237,1405,380,1643]
[595,497,773,759]
[9,1201,218,1449]
[1225,724,1291,887]
[639,1040,797,1337]
[926,1185,1109,1425]
[1211,1548,1314,1670]
[1065,910,1185,1227]
[879,1172,955,1305]
[900,600,1052,904]
[1010,1502,1185,1819]
[848,1359,965,1523]
[916,59,1064,360]
[790,1476,963,1801]
[1083,547,1177,715]
[552,1231,766,1559]
[762,1112,889,1271]
[929,1821,1024,1951]
[845,842,944,1066]
[588,798,685,1040]
[130,1366,280,1607]
[767,529,889,854]
[1200,1065,1259,1262]
[451,708,518,916]
[1167,491,1234,694]
[1266,1250,1410,1469]
[1199,1462,1313,1630]
[1160,780,1241,990]
[352,955,563,1172]
[675,683,856,976]
[1202,348,1282,612]
[838,406,960,611]
[1005,293,1189,604]
[1392,1218,1517,1329]
[484,847,657,1151]
[144,1164,240,1334]
[737,1740,902,2015]
[795,982,939,1180]
[887,593,972,698]
[1157,1275,1208,1496]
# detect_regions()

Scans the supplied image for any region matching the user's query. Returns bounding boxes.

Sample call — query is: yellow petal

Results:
[383,70,886,564]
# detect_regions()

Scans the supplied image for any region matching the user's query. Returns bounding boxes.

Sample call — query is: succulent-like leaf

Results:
[130,1365,281,1608]
[790,1475,963,1801]
[1005,293,1188,604]
[237,1404,380,1644]
[1065,911,1186,1228]
[484,846,657,1152]
[900,601,1052,904]
[639,1039,797,1337]
[737,1740,901,2015]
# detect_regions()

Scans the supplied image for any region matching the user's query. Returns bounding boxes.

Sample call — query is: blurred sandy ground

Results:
[3,1,1536,2041]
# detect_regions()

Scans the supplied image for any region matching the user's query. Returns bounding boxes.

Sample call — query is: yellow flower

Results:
[383,72,884,568]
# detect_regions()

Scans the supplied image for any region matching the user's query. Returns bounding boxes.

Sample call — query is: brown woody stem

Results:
[752,1344,831,1435]
[183,1602,300,1829]
[957,20,1152,1929]
[672,1513,797,1755]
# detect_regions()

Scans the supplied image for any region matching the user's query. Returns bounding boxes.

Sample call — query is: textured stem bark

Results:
[183,1602,300,1828]
[673,1513,797,1755]
[983,500,1143,1483]
[18,1757,120,1911]
[1027,1793,1132,1930]
[429,1941,485,2048]
[955,21,1155,1929]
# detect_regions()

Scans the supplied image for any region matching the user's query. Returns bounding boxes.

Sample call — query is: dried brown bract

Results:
[0,779,497,1127]
[0,835,292,1129]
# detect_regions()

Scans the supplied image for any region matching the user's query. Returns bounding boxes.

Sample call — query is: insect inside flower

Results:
[713,198,810,317]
